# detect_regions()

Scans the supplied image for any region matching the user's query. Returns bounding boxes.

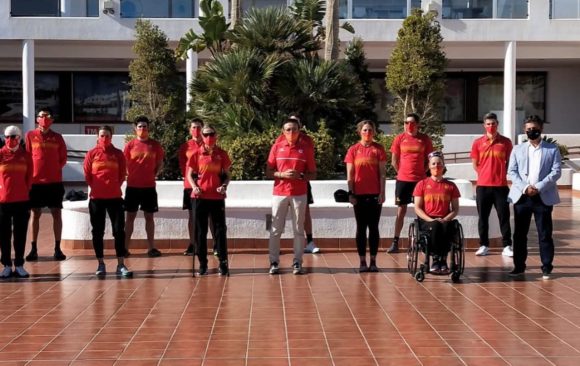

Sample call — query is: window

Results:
[11,0,99,17]
[73,73,130,122]
[550,0,580,19]
[120,0,196,18]
[351,0,420,19]
[442,78,466,122]
[241,0,288,14]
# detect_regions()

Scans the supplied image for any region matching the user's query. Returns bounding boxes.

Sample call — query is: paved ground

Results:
[0,191,579,365]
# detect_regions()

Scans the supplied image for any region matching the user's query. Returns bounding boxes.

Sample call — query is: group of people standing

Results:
[0,109,561,279]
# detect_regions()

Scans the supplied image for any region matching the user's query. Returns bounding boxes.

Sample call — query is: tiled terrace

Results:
[1,191,580,366]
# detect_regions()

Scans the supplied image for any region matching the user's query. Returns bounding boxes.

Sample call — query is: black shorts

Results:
[395,180,418,206]
[307,182,314,205]
[124,187,159,213]
[183,188,193,210]
[29,183,65,209]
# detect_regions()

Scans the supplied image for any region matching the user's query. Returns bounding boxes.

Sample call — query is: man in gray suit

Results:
[507,115,561,279]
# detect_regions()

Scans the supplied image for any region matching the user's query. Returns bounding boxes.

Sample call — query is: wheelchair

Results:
[407,219,465,283]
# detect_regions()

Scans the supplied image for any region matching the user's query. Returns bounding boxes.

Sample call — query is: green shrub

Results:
[304,120,336,179]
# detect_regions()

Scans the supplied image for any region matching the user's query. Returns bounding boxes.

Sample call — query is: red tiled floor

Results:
[2,190,580,364]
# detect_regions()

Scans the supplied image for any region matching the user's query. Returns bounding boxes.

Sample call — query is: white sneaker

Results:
[14,266,29,278]
[502,246,514,257]
[475,245,489,256]
[0,266,12,278]
[304,241,320,254]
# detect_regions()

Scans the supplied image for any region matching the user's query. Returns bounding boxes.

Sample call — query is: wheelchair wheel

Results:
[415,271,425,282]
[451,221,465,276]
[451,271,460,283]
[407,223,419,276]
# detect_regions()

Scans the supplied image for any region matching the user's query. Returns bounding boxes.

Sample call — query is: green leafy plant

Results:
[386,8,447,150]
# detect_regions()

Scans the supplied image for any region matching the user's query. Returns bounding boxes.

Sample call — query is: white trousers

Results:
[268,194,307,265]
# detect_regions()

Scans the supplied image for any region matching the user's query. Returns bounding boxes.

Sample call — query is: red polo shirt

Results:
[390,132,433,182]
[0,146,32,203]
[84,144,126,200]
[413,177,460,218]
[470,134,513,187]
[25,129,67,184]
[344,142,387,195]
[267,137,316,196]
[187,146,231,200]
[123,138,164,188]
[178,139,203,189]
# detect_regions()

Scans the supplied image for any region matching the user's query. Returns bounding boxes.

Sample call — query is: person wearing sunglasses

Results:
[123,116,165,258]
[273,113,320,254]
[471,113,513,257]
[507,115,561,280]
[387,113,433,254]
[412,152,460,274]
[24,107,68,262]
[266,118,317,275]
[0,126,33,278]
[186,125,231,276]
[179,118,215,257]
[344,120,387,272]
[84,126,133,278]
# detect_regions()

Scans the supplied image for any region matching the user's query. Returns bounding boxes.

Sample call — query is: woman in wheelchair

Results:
[412,151,460,275]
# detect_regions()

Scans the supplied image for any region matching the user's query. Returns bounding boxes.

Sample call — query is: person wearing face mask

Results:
[123,116,165,258]
[0,126,33,278]
[266,118,317,275]
[413,152,460,274]
[507,115,561,280]
[387,113,434,254]
[24,107,68,262]
[345,120,387,272]
[274,113,320,254]
[83,126,132,278]
[471,113,513,257]
[186,125,231,276]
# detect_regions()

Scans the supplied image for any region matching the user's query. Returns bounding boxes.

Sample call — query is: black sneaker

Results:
[292,261,303,275]
[509,268,525,277]
[26,248,38,262]
[183,244,194,256]
[53,249,67,261]
[198,265,208,276]
[213,249,219,257]
[269,262,279,275]
[387,239,399,253]
[218,261,229,276]
[147,248,162,258]
[368,261,379,273]
[359,261,369,273]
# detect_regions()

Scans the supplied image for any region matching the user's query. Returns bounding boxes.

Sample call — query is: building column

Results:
[186,49,198,112]
[22,40,35,133]
[503,41,516,143]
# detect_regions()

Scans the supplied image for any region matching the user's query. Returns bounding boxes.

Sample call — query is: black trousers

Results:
[476,186,511,247]
[192,198,228,265]
[0,201,30,267]
[353,195,382,257]
[417,218,453,258]
[513,195,554,272]
[89,198,126,258]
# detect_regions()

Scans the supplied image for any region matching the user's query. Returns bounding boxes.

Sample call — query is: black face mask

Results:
[526,129,541,141]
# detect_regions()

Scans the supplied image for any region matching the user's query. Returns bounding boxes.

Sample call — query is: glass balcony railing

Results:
[442,0,528,19]
[550,0,580,19]
[120,0,196,18]
[340,0,421,19]
[11,0,99,17]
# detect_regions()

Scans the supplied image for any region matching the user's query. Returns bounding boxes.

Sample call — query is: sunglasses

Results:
[136,125,148,129]
[428,151,443,159]
[5,135,19,140]
[202,132,216,137]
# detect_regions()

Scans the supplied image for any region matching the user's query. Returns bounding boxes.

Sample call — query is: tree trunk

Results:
[324,0,339,60]
[231,0,241,28]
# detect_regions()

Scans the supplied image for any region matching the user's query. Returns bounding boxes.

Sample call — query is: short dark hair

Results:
[190,117,203,125]
[37,107,53,115]
[98,125,113,135]
[524,115,544,127]
[283,118,300,128]
[483,112,498,122]
[288,112,302,127]
[406,113,420,123]
[134,116,149,125]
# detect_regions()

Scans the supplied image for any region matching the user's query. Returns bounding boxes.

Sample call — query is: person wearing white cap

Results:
[0,125,33,278]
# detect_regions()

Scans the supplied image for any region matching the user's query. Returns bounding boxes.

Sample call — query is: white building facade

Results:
[2,0,580,142]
